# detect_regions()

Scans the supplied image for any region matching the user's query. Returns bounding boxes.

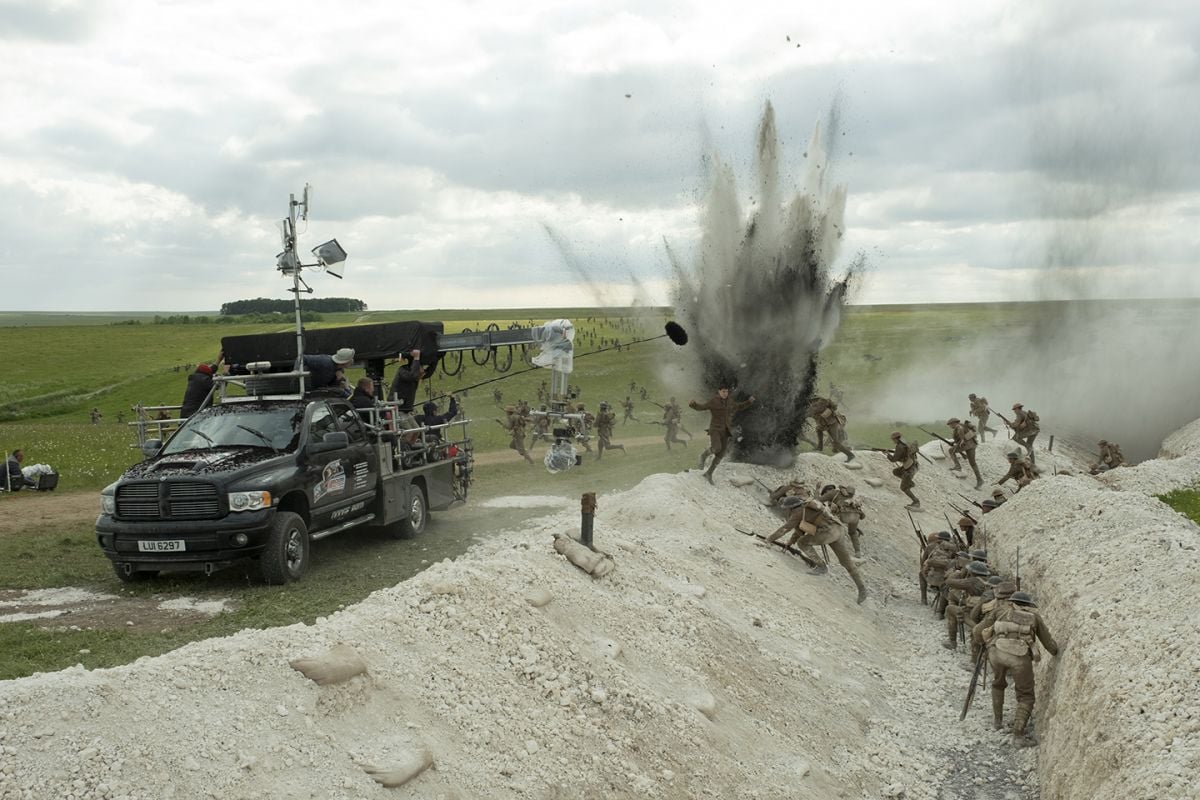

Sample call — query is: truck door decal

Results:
[352,460,369,491]
[314,459,346,502]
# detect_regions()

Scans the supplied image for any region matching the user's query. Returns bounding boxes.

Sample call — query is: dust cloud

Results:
[669,101,865,465]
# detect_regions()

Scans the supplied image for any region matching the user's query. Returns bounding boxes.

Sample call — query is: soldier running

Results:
[1010,403,1040,463]
[820,484,867,557]
[948,417,984,489]
[621,396,637,424]
[594,402,626,460]
[968,393,999,442]
[496,405,534,464]
[887,431,921,510]
[662,397,688,449]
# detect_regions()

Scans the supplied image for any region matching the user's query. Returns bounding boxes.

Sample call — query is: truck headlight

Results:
[228,491,271,512]
[101,483,116,515]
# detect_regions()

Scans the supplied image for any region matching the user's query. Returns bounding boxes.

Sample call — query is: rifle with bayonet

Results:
[944,512,968,551]
[993,411,1015,437]
[868,441,936,466]
[919,426,958,452]
[734,526,820,569]
[959,643,989,720]
[957,492,985,512]
[908,509,928,605]
[1015,546,1021,591]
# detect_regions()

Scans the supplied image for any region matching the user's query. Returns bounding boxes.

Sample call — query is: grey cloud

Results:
[0,0,107,43]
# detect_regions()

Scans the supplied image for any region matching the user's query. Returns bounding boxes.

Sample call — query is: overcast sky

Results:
[1,0,1197,312]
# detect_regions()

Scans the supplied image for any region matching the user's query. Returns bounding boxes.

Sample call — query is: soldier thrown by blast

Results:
[762,498,867,604]
[981,591,1059,744]
[690,384,755,484]
[887,431,922,510]
[594,402,626,460]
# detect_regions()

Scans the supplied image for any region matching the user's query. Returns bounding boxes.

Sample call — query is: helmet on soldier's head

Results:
[1010,591,1036,607]
[890,431,902,440]
[599,402,609,410]
[505,405,515,413]
[968,393,977,399]
[994,582,1016,599]
[936,531,952,541]
[946,417,960,426]
[967,561,990,577]
[1098,439,1108,446]
[1006,451,1019,460]
[840,485,856,497]
[926,532,939,543]
[987,575,1005,586]
[958,516,974,528]
[955,551,969,562]
[991,488,1005,498]
[969,548,988,562]
[805,499,823,511]
[821,484,836,495]
[1012,403,1023,410]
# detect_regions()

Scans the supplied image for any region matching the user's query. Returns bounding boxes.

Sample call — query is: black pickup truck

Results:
[96,321,473,584]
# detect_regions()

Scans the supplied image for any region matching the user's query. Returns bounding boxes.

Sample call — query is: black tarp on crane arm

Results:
[221,321,446,373]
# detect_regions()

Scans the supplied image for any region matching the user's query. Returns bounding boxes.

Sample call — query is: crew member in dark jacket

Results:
[388,349,426,413]
[180,354,223,418]
[350,377,376,420]
[300,347,355,389]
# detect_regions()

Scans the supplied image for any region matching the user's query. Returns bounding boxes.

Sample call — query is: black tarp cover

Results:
[221,321,445,371]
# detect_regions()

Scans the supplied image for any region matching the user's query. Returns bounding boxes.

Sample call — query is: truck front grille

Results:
[116,482,222,520]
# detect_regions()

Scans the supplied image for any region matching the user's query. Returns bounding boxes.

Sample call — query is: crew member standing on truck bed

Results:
[299,347,355,389]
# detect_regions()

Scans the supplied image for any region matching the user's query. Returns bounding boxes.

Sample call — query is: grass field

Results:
[0,300,1179,680]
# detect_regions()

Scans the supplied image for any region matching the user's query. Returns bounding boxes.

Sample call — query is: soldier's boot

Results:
[991,690,1006,730]
[806,564,829,576]
[903,490,921,511]
[850,570,868,604]
[944,614,958,649]
[973,465,984,489]
[523,453,534,465]
[615,444,625,453]
[849,530,863,557]
[698,449,710,470]
[1012,707,1036,745]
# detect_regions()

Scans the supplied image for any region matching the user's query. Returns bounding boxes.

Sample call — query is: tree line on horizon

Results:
[220,297,367,315]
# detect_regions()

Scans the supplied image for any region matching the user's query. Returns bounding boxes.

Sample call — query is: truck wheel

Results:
[113,563,158,583]
[395,486,428,539]
[259,511,310,584]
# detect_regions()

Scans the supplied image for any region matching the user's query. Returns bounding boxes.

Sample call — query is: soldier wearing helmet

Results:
[1009,402,1041,464]
[958,515,978,547]
[941,559,991,650]
[819,483,867,557]
[997,451,1037,491]
[661,396,689,450]
[621,396,637,424]
[981,589,1059,741]
[886,431,921,510]
[762,496,867,604]
[1091,439,1126,474]
[948,417,984,489]
[496,404,534,464]
[968,393,999,442]
[594,402,625,461]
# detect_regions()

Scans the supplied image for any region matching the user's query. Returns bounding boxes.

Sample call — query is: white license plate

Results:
[137,540,186,553]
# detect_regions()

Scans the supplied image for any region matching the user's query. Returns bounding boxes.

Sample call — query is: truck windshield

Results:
[163,405,303,454]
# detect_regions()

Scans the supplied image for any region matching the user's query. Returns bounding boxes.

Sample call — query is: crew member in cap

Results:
[690,383,755,484]
[300,347,355,390]
[180,351,224,418]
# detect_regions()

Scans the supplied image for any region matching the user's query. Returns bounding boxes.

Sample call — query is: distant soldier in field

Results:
[639,386,649,400]
[594,402,626,459]
[762,497,867,604]
[492,387,503,406]
[948,417,984,489]
[968,393,999,442]
[628,380,637,393]
[574,403,594,453]
[621,396,637,424]
[1091,439,1126,474]
[496,405,534,464]
[981,591,1060,744]
[662,396,688,449]
[531,405,552,445]
[886,431,921,510]
[90,407,103,425]
[1010,403,1040,463]
[997,451,1037,491]
[690,384,755,484]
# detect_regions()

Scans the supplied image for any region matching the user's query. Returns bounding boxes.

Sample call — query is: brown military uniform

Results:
[998,455,1037,490]
[662,399,687,449]
[888,437,921,508]
[765,499,867,604]
[983,601,1059,737]
[1092,441,1126,473]
[943,572,988,649]
[498,409,534,464]
[820,485,866,556]
[949,419,983,488]
[690,391,754,480]
[595,408,625,459]
[968,395,997,442]
[1011,406,1040,462]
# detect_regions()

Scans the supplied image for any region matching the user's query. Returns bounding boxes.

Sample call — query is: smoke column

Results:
[669,101,864,465]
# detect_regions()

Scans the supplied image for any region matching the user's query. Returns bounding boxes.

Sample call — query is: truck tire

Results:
[395,485,428,539]
[259,511,310,584]
[113,563,158,583]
